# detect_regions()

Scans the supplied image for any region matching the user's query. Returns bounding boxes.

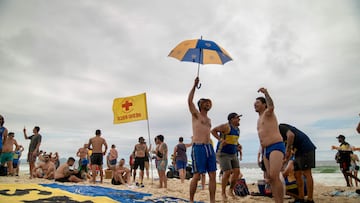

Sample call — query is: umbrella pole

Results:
[196,63,201,89]
[197,37,202,89]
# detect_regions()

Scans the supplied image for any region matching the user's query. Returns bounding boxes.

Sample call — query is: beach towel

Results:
[0,183,116,203]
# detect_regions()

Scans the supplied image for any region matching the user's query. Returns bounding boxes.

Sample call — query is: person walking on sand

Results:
[255,88,285,203]
[0,132,19,175]
[173,137,192,183]
[23,126,42,178]
[88,129,108,183]
[211,112,242,201]
[132,136,148,187]
[188,77,217,203]
[279,123,316,203]
[155,134,168,188]
[0,115,8,157]
[332,134,353,186]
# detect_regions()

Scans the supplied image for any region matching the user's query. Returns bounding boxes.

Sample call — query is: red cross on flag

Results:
[112,93,148,124]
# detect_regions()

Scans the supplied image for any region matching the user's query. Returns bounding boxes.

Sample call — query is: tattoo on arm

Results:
[265,92,274,109]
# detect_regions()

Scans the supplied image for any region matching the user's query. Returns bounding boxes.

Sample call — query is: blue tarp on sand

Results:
[42,183,202,203]
[42,183,150,203]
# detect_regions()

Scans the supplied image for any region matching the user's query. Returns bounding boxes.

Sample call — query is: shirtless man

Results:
[55,157,83,183]
[88,129,108,183]
[0,132,19,175]
[188,77,217,203]
[112,158,131,185]
[33,154,55,179]
[132,136,148,187]
[108,144,118,170]
[255,88,285,203]
[77,144,89,176]
[0,115,8,156]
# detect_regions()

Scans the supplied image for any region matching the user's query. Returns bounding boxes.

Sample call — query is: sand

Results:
[0,174,359,203]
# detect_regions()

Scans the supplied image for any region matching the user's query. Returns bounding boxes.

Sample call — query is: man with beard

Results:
[188,77,217,203]
[33,154,55,179]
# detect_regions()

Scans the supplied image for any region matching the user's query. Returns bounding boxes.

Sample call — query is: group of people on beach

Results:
[185,77,318,203]
[1,77,360,203]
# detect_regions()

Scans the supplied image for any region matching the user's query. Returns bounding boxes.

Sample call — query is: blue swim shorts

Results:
[191,143,217,173]
[176,160,187,170]
[264,141,285,160]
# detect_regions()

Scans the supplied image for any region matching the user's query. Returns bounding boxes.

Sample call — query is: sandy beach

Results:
[1,172,359,203]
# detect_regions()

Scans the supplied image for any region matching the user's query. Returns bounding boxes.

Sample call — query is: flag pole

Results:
[144,93,154,185]
[146,118,154,185]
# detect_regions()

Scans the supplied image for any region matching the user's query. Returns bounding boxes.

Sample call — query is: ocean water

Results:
[18,160,348,186]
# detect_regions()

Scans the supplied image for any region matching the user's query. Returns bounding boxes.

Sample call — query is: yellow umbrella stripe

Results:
[220,47,233,60]
[202,49,223,64]
[168,39,198,60]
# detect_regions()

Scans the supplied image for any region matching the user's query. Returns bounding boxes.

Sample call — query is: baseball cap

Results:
[228,112,242,121]
[336,134,345,139]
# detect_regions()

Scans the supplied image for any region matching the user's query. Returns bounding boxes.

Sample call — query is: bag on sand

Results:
[0,165,7,176]
[234,178,250,196]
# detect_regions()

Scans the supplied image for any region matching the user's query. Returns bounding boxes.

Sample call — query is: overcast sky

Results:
[1,0,359,164]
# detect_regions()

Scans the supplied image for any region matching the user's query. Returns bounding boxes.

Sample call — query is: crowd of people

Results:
[1,78,360,203]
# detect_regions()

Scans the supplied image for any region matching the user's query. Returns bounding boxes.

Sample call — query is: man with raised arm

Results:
[23,126,42,179]
[254,88,285,203]
[188,77,217,203]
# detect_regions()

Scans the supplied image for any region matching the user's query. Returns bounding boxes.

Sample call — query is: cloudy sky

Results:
[1,0,359,163]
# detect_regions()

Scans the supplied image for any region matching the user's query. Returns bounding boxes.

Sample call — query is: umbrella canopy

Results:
[168,38,232,65]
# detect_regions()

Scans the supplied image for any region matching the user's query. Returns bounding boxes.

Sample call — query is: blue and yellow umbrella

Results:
[168,37,232,87]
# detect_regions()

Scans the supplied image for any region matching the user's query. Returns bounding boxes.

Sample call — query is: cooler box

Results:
[105,169,112,179]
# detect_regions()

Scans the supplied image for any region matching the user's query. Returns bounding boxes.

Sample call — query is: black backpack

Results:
[0,165,7,176]
[234,178,250,196]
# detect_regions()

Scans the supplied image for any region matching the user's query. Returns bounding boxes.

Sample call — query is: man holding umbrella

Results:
[188,77,217,203]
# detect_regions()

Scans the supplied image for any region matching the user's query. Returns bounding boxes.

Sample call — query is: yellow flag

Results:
[112,93,148,124]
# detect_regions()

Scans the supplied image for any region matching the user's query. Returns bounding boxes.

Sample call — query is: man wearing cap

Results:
[332,134,352,186]
[132,136,148,187]
[211,112,242,200]
[188,77,217,203]
[279,123,316,203]
[254,88,285,203]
